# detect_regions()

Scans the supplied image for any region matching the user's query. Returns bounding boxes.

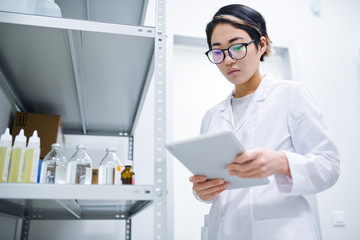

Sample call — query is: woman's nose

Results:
[224,50,236,65]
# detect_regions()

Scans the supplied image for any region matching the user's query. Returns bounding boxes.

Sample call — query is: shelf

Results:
[0,183,154,220]
[0,11,155,136]
[55,0,149,26]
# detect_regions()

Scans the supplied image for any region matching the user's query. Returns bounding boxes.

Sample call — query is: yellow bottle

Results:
[0,128,12,182]
[22,130,40,183]
[121,160,135,185]
[8,129,27,183]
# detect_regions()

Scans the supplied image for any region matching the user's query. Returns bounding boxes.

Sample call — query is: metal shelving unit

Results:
[0,0,167,239]
[0,184,153,219]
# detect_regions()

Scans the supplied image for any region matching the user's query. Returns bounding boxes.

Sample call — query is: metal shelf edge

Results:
[0,184,154,200]
[0,11,155,38]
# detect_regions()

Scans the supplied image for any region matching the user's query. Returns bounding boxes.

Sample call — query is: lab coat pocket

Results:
[253,217,318,240]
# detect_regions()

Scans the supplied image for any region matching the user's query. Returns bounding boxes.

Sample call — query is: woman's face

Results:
[210,23,265,87]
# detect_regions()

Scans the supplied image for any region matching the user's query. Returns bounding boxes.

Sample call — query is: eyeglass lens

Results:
[209,44,246,64]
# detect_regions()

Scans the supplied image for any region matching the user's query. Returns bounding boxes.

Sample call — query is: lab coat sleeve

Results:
[190,109,216,204]
[275,83,340,195]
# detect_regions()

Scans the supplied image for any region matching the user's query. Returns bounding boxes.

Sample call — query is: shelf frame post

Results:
[154,0,167,239]
[20,218,31,240]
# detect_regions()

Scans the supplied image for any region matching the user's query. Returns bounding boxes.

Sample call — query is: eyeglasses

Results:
[205,39,255,64]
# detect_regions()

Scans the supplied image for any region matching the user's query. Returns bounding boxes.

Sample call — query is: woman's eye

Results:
[233,45,243,52]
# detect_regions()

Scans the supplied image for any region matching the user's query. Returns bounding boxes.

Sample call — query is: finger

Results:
[229,165,269,178]
[234,150,258,164]
[189,175,206,183]
[201,186,228,201]
[227,162,253,173]
[193,179,225,192]
[197,182,229,200]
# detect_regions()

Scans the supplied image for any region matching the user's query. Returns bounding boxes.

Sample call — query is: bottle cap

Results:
[124,160,133,166]
[51,143,62,148]
[76,144,86,149]
[29,130,40,144]
[14,129,27,143]
[0,128,12,142]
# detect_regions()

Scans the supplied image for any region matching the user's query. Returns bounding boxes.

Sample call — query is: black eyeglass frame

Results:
[205,39,256,64]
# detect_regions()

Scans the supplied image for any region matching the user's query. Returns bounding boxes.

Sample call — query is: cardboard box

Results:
[92,169,98,184]
[12,112,65,159]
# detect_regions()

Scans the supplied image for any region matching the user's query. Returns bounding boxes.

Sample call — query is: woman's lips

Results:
[228,68,240,75]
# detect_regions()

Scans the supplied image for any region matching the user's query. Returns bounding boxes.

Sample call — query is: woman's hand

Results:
[189,175,229,202]
[227,148,292,178]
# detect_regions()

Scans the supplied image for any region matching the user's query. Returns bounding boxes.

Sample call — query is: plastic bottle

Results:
[36,0,62,17]
[0,128,12,182]
[40,143,67,184]
[8,129,27,183]
[121,160,135,185]
[98,148,123,185]
[22,130,41,183]
[67,145,92,185]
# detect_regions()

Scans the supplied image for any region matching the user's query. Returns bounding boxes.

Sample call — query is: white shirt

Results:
[199,74,340,240]
[231,93,254,127]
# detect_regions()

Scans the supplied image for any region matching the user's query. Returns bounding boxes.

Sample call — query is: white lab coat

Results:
[200,74,340,240]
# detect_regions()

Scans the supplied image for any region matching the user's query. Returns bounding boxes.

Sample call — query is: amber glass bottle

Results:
[121,160,135,185]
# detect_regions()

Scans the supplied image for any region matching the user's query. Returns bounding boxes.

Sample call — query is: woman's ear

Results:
[259,36,267,54]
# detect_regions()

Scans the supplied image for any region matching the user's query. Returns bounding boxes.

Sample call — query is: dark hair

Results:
[206,4,271,61]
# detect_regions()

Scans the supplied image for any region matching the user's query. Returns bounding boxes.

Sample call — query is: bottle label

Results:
[0,147,11,182]
[23,148,40,183]
[8,148,25,182]
[55,165,67,184]
[30,150,40,183]
[46,166,56,183]
[114,166,122,185]
[85,167,92,185]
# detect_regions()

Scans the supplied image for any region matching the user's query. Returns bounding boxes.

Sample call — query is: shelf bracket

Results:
[55,199,82,219]
[0,65,26,112]
[67,29,88,135]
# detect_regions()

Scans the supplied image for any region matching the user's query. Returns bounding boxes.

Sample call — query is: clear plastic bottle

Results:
[40,143,67,184]
[0,128,12,182]
[121,160,135,185]
[67,145,92,185]
[23,130,41,183]
[8,129,27,183]
[98,148,123,185]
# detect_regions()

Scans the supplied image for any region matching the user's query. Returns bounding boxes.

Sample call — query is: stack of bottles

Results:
[0,128,135,185]
[0,128,41,183]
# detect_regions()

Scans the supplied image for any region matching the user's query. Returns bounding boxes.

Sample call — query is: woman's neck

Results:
[234,71,262,98]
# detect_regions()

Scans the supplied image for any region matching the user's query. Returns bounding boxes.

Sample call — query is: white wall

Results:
[167,0,360,240]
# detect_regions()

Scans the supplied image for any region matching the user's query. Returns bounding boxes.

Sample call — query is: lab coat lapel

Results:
[235,74,272,132]
[219,94,234,128]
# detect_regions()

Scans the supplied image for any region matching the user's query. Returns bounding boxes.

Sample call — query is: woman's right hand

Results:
[189,175,229,201]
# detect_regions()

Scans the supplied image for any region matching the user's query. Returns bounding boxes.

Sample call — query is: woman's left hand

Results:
[226,148,292,178]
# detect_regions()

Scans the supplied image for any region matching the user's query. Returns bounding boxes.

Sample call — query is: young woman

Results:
[189,4,340,240]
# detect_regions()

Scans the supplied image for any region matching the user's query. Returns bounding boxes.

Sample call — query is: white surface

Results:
[331,210,345,226]
[166,131,269,189]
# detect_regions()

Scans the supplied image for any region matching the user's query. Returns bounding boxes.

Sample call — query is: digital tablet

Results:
[165,131,269,189]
